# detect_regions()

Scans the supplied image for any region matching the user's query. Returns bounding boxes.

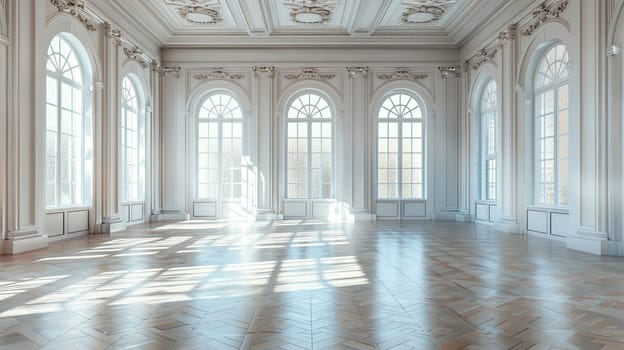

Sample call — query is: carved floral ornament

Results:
[193,68,244,80]
[285,67,336,80]
[104,23,153,68]
[522,0,569,36]
[50,0,99,31]
[377,68,428,81]
[284,0,336,24]
[163,0,223,24]
[252,66,276,76]
[401,0,456,25]
[346,67,369,78]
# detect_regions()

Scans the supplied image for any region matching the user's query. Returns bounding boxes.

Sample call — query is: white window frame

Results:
[45,34,93,209]
[285,92,335,200]
[376,92,426,200]
[120,76,145,203]
[534,44,569,207]
[195,92,244,201]
[480,79,497,201]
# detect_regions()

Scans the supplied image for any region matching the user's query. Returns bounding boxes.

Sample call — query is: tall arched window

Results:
[196,92,243,200]
[377,93,425,199]
[480,79,497,201]
[120,76,145,202]
[534,44,569,206]
[45,34,93,208]
[286,92,333,199]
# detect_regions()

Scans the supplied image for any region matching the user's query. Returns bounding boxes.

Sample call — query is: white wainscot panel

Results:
[527,210,548,234]
[121,205,130,223]
[67,210,89,234]
[403,202,426,217]
[194,202,217,217]
[131,204,144,222]
[312,202,333,218]
[550,212,570,237]
[489,204,500,223]
[222,202,248,219]
[376,202,399,217]
[45,212,64,237]
[476,203,489,221]
[284,201,307,218]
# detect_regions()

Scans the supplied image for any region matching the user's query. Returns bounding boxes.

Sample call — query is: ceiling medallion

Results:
[400,0,455,25]
[401,5,444,24]
[163,1,222,24]
[284,0,336,24]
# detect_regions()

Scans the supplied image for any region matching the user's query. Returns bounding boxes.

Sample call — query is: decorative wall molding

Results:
[347,67,369,79]
[438,66,460,78]
[104,23,152,68]
[50,0,100,31]
[163,1,223,24]
[401,0,456,25]
[284,0,336,24]
[252,66,276,77]
[497,24,517,47]
[153,63,181,77]
[471,48,498,71]
[521,0,569,36]
[284,67,336,80]
[377,68,428,81]
[193,68,244,80]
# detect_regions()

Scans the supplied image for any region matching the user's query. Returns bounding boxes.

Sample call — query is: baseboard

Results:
[567,230,623,256]
[495,217,522,234]
[98,219,127,234]
[149,210,190,222]
[2,230,48,255]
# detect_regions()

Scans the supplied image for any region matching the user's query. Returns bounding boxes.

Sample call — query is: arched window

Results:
[196,92,243,200]
[377,93,425,199]
[480,79,497,201]
[534,44,569,206]
[286,92,333,199]
[120,76,145,202]
[45,34,93,208]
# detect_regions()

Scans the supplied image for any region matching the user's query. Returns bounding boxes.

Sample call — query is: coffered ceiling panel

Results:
[89,0,512,48]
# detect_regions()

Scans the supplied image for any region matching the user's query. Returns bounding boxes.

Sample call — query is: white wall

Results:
[160,48,463,220]
[461,0,624,255]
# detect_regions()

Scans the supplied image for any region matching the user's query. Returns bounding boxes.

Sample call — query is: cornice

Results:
[104,23,154,68]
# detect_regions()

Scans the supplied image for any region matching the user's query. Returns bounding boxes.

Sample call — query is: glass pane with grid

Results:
[480,80,497,201]
[286,93,333,199]
[377,94,424,200]
[534,44,569,207]
[120,77,141,202]
[197,93,242,200]
[46,35,86,208]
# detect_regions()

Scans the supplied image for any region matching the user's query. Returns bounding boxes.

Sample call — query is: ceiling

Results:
[91,0,512,48]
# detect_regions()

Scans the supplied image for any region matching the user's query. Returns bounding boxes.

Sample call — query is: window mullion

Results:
[56,76,62,207]
[218,119,223,200]
[398,119,403,200]
[308,119,313,199]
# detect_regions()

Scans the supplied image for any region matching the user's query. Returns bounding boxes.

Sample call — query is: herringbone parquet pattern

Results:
[1,221,624,349]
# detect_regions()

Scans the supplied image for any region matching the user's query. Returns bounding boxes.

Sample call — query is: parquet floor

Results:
[1,220,624,349]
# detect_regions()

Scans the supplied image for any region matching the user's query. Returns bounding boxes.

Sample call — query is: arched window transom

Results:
[286,93,334,199]
[534,44,569,206]
[377,93,425,199]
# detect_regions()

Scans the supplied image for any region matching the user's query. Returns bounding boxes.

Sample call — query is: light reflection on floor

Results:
[1,220,624,349]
